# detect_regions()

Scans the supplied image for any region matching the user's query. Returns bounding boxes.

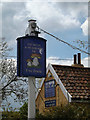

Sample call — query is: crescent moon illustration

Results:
[39,48,43,54]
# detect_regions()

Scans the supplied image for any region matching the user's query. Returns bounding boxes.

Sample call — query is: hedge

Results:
[1,102,90,120]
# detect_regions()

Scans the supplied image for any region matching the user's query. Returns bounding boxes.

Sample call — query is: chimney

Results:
[74,54,77,64]
[78,53,81,64]
[72,53,84,67]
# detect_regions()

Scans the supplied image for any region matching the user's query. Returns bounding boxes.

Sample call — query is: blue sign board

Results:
[45,100,56,107]
[17,36,46,77]
[45,80,55,98]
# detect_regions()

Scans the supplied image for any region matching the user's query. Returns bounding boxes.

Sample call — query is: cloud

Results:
[47,56,89,67]
[2,2,27,47]
[2,0,25,1]
[82,57,89,67]
[1,0,89,2]
[25,1,82,32]
[0,4,2,37]
[1,1,88,51]
[81,18,88,36]
[47,56,73,66]
[54,2,88,18]
[54,0,89,2]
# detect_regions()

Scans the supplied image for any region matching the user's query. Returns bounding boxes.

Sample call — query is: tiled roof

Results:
[52,64,90,101]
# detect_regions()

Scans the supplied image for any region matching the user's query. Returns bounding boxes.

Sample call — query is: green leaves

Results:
[19,102,28,120]
[2,111,20,120]
[36,103,90,120]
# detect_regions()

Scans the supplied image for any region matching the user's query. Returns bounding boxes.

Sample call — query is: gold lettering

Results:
[33,70,42,73]
[26,69,32,73]
[25,43,42,51]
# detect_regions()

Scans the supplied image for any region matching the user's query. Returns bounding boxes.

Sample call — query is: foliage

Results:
[73,40,88,50]
[2,110,20,120]
[19,102,90,120]
[36,103,90,120]
[19,102,28,120]
[0,37,12,58]
[1,103,90,120]
[0,39,28,109]
[19,102,45,120]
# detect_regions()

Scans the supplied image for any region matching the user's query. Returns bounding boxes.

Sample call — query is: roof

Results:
[52,64,90,101]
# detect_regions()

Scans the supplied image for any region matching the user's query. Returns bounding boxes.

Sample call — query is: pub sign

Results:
[45,100,56,107]
[45,80,55,98]
[17,36,46,77]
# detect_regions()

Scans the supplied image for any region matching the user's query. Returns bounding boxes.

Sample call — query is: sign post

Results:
[28,77,35,120]
[17,20,46,120]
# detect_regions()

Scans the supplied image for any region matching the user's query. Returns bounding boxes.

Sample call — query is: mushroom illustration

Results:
[31,54,41,67]
[27,59,32,67]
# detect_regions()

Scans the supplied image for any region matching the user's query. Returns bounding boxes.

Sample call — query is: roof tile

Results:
[52,64,90,100]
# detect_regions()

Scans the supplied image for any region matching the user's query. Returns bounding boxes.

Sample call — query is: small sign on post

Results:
[17,36,46,77]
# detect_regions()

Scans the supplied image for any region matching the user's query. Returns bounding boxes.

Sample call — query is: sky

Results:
[0,0,90,67]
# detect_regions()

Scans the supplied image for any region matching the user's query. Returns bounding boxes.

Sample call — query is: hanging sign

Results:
[17,36,46,77]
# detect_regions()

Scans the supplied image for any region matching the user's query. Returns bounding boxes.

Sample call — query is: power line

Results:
[0,55,17,58]
[4,56,17,58]
[37,26,90,55]
[48,58,73,61]
[48,58,90,61]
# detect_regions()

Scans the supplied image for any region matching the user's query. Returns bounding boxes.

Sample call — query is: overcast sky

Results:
[0,0,89,67]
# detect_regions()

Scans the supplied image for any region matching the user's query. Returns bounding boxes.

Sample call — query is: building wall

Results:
[36,70,68,114]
